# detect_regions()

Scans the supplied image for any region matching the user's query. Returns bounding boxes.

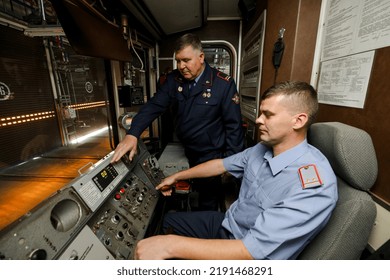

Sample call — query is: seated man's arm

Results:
[135,235,253,260]
[156,159,226,195]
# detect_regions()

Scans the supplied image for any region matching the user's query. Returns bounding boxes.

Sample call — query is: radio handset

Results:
[272,28,285,84]
[273,28,285,69]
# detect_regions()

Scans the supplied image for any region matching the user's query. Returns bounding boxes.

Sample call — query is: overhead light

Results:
[0,16,27,31]
[1,111,56,127]
[70,127,109,144]
[24,26,65,37]
[0,17,64,37]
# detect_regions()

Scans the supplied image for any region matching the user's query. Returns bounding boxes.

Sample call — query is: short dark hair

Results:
[174,33,203,53]
[261,81,319,127]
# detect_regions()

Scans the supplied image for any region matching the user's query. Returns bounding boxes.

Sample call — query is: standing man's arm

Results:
[221,79,244,157]
[111,81,173,163]
[111,134,138,162]
[217,73,244,157]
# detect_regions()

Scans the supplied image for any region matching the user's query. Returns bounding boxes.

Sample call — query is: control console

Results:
[0,141,163,260]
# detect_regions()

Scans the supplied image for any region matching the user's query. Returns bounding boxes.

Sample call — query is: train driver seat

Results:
[298,122,378,259]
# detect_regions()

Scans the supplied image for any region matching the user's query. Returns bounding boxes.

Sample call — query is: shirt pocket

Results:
[194,97,219,118]
[240,168,257,198]
[253,186,274,209]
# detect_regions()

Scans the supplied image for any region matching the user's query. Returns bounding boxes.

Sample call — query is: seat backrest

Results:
[298,122,378,259]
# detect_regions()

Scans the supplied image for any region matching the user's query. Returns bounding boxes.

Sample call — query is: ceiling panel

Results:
[142,0,241,35]
[208,0,241,18]
[143,0,203,35]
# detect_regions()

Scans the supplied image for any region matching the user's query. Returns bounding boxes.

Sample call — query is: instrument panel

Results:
[0,141,163,260]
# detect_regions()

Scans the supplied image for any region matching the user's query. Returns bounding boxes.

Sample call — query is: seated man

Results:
[135,81,338,260]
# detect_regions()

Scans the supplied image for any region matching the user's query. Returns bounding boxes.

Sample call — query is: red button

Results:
[114,193,121,200]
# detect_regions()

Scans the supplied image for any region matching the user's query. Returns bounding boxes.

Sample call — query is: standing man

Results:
[111,33,244,210]
[134,81,338,260]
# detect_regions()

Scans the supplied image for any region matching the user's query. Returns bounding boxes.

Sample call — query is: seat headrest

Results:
[308,122,378,191]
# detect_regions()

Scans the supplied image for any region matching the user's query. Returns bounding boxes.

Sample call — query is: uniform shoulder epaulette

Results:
[216,71,231,82]
[298,164,323,189]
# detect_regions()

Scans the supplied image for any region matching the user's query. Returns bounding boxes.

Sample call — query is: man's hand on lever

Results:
[155,159,226,196]
[111,134,138,163]
[156,175,178,196]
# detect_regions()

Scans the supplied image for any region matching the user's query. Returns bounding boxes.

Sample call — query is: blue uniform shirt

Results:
[128,62,244,165]
[222,139,338,259]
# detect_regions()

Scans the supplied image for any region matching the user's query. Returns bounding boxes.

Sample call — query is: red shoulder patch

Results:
[217,71,231,82]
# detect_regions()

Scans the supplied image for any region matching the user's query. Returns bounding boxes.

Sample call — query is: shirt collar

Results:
[193,67,204,84]
[264,139,309,176]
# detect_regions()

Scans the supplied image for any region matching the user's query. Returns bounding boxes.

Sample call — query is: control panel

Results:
[0,141,163,260]
[81,173,158,259]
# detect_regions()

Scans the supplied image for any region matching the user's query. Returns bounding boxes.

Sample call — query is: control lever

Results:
[159,180,191,194]
[173,181,191,194]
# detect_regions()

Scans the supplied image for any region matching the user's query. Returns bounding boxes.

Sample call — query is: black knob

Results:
[29,249,47,260]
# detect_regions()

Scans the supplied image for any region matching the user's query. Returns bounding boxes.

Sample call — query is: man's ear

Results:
[293,113,308,130]
[199,51,205,63]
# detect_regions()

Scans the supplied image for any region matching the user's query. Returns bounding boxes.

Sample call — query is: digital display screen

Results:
[92,163,119,191]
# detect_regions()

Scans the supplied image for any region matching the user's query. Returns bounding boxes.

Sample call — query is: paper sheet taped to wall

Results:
[317,50,375,108]
[321,0,390,61]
